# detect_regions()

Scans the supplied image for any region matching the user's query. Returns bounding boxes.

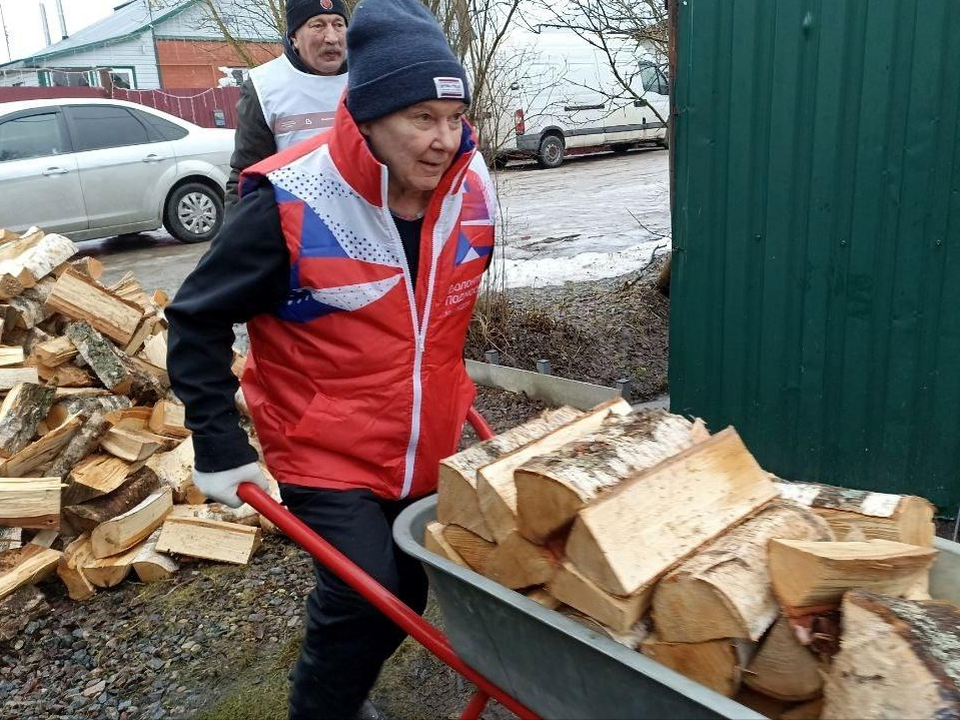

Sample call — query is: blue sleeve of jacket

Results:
[166,181,290,472]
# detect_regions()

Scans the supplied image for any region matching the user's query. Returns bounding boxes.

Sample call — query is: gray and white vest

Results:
[249,54,348,151]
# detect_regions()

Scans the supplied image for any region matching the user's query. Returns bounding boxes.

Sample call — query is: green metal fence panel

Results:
[670,0,960,509]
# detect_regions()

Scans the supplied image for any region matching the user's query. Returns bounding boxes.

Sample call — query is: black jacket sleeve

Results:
[166,181,290,472]
[225,78,277,210]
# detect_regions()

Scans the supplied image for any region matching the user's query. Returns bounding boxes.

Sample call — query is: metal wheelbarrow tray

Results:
[394,495,960,720]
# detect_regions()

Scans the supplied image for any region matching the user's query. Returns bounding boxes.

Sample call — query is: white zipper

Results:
[383,162,470,499]
[379,166,426,499]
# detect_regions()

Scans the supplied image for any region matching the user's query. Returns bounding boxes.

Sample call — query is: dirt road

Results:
[80,149,670,293]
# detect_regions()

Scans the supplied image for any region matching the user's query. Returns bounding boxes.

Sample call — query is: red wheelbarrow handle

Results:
[236,407,539,720]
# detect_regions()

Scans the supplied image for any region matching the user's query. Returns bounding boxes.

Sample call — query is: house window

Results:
[106,68,134,89]
[48,68,93,87]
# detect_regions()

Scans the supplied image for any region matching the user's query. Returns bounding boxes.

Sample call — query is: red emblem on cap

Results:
[320,0,334,9]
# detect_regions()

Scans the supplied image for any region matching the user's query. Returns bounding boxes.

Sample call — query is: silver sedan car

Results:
[0,97,234,243]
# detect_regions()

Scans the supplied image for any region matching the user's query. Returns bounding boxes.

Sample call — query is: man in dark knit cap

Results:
[166,0,495,717]
[224,0,350,208]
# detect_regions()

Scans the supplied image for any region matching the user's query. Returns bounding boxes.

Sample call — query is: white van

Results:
[485,29,670,168]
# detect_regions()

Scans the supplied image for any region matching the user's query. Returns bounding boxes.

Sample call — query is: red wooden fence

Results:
[0,87,105,101]
[114,87,241,129]
[0,86,242,129]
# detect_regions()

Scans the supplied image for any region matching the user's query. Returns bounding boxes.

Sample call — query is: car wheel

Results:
[537,134,565,169]
[164,182,223,243]
[493,155,509,170]
[611,143,631,154]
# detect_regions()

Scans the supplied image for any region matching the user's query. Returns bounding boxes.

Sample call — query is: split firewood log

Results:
[46,393,131,429]
[0,368,40,391]
[476,398,632,542]
[0,414,82,477]
[424,521,467,569]
[482,531,560,590]
[62,467,160,534]
[524,588,560,609]
[100,426,166,462]
[558,607,649,649]
[0,382,56,457]
[65,320,135,393]
[775,478,935,547]
[90,486,173,559]
[652,500,833,643]
[515,410,700,543]
[823,590,960,719]
[743,617,824,702]
[32,335,77,368]
[441,524,496,573]
[438,405,582,541]
[565,428,779,597]
[82,541,142,588]
[0,544,61,600]
[0,477,60,530]
[49,412,111,481]
[641,633,756,698]
[0,346,24,367]
[149,400,188,438]
[131,529,178,583]
[156,517,262,565]
[44,267,144,346]
[145,437,195,503]
[548,559,649,633]
[62,454,135,505]
[768,539,938,615]
[167,502,260,528]
[57,534,97,601]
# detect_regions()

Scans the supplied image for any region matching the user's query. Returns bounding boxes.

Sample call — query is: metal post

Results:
[0,3,10,64]
[616,377,632,403]
[536,359,552,375]
[484,349,500,365]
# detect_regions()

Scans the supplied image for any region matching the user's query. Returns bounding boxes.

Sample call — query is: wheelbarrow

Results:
[239,408,960,719]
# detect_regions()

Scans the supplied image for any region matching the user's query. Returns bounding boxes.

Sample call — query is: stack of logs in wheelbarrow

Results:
[431,399,954,720]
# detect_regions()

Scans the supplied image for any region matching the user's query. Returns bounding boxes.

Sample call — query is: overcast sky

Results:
[0,0,118,63]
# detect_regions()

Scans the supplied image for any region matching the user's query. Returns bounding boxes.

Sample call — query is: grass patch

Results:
[193,636,301,720]
[193,671,289,720]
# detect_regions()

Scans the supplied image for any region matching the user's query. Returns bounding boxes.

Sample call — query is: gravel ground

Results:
[0,389,549,720]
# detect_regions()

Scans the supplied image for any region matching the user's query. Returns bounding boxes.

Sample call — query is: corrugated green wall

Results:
[670,0,960,508]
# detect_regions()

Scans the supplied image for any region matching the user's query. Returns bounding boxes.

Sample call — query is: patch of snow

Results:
[492,150,670,288]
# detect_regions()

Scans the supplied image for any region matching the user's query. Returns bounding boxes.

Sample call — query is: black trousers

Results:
[279,484,429,720]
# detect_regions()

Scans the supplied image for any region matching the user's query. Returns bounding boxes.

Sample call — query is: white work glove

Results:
[192,462,270,509]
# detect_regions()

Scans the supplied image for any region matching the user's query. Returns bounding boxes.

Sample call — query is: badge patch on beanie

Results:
[320,0,334,9]
[434,77,465,100]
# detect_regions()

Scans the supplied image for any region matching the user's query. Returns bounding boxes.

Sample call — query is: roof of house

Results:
[0,0,197,68]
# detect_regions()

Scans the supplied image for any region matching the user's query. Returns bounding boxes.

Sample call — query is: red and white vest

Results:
[239,100,495,500]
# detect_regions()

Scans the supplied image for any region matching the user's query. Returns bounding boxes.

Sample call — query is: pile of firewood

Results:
[431,399,958,720]
[0,226,275,610]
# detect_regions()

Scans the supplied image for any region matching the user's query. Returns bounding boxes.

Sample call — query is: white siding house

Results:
[0,0,279,90]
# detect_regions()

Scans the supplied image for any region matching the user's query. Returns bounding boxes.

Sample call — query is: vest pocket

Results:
[287,389,400,465]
